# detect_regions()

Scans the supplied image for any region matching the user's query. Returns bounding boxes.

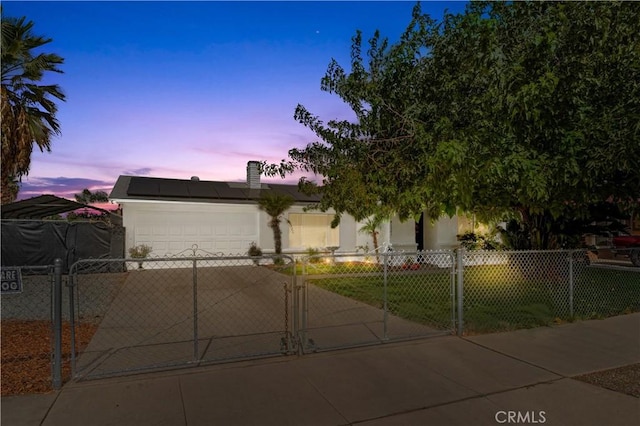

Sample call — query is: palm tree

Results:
[257,192,294,263]
[0,176,19,204]
[1,13,65,203]
[359,215,385,263]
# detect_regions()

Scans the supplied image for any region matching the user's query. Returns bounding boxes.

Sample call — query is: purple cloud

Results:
[122,167,153,176]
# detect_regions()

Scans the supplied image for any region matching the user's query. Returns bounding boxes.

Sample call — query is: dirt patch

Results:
[1,320,97,396]
[574,363,640,398]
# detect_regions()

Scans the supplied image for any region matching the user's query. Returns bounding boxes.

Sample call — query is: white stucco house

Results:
[109,162,474,258]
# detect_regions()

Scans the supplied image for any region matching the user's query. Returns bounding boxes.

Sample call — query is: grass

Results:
[298,261,383,275]
[306,263,640,334]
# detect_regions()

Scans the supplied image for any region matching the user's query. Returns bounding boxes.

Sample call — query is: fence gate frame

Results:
[67,255,297,380]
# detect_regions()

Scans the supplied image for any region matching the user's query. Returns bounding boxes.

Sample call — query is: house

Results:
[109,161,468,258]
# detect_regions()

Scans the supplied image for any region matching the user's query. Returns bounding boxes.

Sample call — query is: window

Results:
[289,213,339,249]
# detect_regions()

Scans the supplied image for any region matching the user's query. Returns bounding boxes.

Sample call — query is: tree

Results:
[1,176,20,204]
[1,13,65,203]
[257,192,295,262]
[74,188,109,204]
[263,1,640,249]
[262,6,438,223]
[359,215,385,262]
[443,1,640,248]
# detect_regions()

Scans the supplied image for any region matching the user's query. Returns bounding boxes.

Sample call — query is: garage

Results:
[130,204,259,256]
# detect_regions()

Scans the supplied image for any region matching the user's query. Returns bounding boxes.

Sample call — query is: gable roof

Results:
[1,194,113,219]
[109,175,321,204]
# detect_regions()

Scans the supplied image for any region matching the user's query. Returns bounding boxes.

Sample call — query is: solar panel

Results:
[123,176,320,202]
[188,181,218,198]
[159,180,189,197]
[215,184,247,199]
[127,177,159,196]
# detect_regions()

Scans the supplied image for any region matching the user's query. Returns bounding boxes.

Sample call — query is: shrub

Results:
[248,242,263,265]
[306,247,322,263]
[248,242,263,257]
[128,244,152,258]
[457,231,503,250]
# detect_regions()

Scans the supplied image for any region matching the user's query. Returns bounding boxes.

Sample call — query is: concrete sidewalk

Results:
[2,313,639,426]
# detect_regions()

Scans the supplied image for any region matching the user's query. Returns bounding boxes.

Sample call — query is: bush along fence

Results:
[1,249,638,388]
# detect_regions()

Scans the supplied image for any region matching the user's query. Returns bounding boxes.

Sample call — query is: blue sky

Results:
[3,1,467,200]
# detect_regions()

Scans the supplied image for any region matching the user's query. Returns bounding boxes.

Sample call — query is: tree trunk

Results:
[518,207,559,250]
[270,218,283,264]
[372,230,380,263]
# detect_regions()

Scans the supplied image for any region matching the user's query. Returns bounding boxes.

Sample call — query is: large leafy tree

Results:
[263,1,640,249]
[1,13,65,203]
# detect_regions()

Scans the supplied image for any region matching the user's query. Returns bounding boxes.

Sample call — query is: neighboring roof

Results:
[1,194,114,219]
[109,176,322,204]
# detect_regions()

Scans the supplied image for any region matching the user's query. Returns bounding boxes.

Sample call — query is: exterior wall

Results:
[258,210,273,251]
[338,214,358,252]
[119,199,471,257]
[120,201,362,257]
[434,216,460,249]
[423,218,438,250]
[423,215,463,250]
[390,216,417,252]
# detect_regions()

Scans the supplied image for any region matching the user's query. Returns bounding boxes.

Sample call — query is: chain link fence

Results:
[5,248,637,387]
[1,265,55,320]
[459,249,640,334]
[461,250,573,334]
[572,253,640,319]
[299,251,456,353]
[0,263,67,394]
[68,255,296,380]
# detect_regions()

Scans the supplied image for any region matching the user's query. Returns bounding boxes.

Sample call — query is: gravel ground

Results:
[574,363,640,398]
[1,320,97,396]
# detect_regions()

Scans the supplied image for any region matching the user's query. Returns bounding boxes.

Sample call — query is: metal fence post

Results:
[192,258,199,361]
[383,252,389,340]
[568,251,574,318]
[301,258,309,351]
[292,262,299,353]
[456,249,465,336]
[68,266,77,379]
[52,258,63,389]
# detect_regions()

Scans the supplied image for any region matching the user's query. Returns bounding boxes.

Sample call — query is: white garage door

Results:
[133,208,259,256]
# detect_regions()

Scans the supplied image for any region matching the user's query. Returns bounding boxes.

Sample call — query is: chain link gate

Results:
[68,255,296,380]
[298,251,457,353]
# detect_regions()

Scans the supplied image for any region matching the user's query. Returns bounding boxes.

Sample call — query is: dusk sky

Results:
[3,1,467,201]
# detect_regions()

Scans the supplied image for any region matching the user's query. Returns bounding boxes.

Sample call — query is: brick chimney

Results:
[246,161,261,189]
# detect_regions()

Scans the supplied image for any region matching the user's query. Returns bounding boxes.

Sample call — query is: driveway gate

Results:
[68,255,297,380]
[68,252,456,380]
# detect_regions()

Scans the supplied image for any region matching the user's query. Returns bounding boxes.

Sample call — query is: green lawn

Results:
[306,264,640,334]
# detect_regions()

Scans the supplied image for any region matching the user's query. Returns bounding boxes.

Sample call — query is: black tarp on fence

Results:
[1,220,124,271]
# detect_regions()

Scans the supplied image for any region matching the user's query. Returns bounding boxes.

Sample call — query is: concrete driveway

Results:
[74,265,442,379]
